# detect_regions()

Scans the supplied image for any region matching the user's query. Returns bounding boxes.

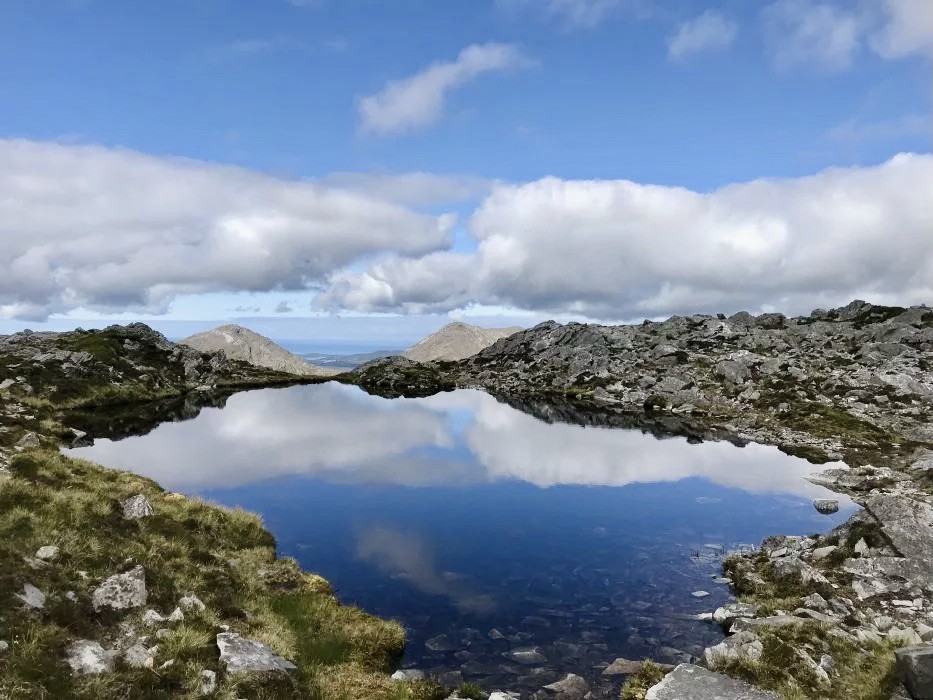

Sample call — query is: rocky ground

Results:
[0,324,445,699]
[351,300,933,699]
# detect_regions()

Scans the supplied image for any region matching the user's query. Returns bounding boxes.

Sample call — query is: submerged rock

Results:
[216,632,296,673]
[542,672,589,698]
[645,663,779,699]
[602,657,645,675]
[504,646,547,665]
[92,565,147,611]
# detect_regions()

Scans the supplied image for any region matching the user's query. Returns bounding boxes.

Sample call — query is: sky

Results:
[0,0,931,343]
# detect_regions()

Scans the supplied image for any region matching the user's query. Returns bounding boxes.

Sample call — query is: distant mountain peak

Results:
[402,322,522,363]
[181,324,334,376]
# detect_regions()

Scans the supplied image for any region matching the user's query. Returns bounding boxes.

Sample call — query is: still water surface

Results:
[67,384,855,696]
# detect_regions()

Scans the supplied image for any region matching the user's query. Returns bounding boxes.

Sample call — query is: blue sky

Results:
[0,0,930,343]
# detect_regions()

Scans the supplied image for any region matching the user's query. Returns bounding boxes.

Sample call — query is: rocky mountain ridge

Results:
[402,321,523,363]
[180,324,334,376]
[356,300,932,467]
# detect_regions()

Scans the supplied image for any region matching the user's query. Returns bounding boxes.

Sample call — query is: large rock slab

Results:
[895,645,933,700]
[863,494,933,588]
[92,565,147,611]
[216,632,296,673]
[645,664,779,699]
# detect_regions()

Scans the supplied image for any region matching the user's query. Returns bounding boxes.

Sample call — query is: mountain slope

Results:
[181,324,334,376]
[402,321,522,362]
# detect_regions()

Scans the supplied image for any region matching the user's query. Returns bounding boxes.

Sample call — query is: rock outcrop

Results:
[354,300,932,466]
[0,323,300,407]
[181,324,333,376]
[402,321,522,362]
[645,664,779,699]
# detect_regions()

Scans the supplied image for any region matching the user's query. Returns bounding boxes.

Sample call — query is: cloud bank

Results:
[3,139,931,322]
[0,139,451,320]
[318,153,933,320]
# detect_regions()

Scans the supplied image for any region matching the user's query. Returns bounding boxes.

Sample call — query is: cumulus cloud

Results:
[317,153,933,320]
[357,43,530,136]
[761,0,933,71]
[0,139,451,320]
[667,10,738,60]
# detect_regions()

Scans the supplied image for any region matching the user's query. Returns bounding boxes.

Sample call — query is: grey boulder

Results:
[15,583,46,609]
[704,630,763,666]
[216,632,296,673]
[121,494,154,520]
[645,664,779,699]
[813,499,839,514]
[92,565,147,611]
[894,645,933,700]
[66,640,116,675]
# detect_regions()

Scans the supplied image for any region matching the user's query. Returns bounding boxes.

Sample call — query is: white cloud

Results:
[762,0,863,72]
[667,10,738,60]
[357,43,530,136]
[0,139,452,320]
[318,153,933,320]
[761,0,933,70]
[869,0,933,59]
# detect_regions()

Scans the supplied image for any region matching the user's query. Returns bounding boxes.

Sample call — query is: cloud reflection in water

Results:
[67,383,849,504]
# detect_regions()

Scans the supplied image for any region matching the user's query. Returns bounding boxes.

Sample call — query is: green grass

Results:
[0,448,422,699]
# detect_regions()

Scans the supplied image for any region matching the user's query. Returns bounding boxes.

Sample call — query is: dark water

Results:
[66,384,855,696]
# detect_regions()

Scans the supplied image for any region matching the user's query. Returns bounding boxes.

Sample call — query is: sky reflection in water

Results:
[67,384,855,694]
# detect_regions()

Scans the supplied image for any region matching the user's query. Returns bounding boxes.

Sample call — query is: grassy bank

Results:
[0,447,448,699]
